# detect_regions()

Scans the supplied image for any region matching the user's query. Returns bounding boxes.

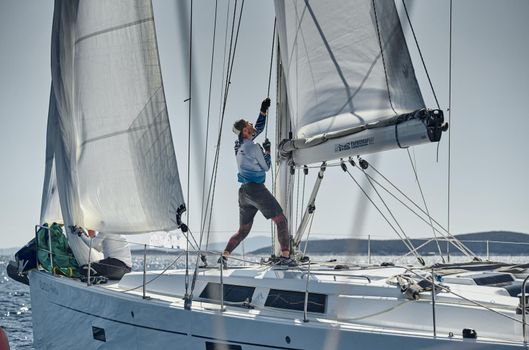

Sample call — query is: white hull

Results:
[29,266,528,349]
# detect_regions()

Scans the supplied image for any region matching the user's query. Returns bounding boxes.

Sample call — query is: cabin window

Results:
[205,342,242,350]
[199,283,255,303]
[467,272,514,286]
[265,289,326,313]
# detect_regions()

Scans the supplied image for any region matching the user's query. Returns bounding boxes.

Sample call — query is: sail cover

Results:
[274,0,425,141]
[40,0,185,237]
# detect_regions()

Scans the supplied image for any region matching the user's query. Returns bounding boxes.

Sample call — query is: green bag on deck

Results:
[37,223,80,277]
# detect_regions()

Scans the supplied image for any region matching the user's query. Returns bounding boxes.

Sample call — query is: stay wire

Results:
[360,168,473,257]
[197,1,245,289]
[447,0,453,246]
[195,0,219,298]
[206,0,232,252]
[202,0,239,249]
[205,0,245,241]
[368,163,475,257]
[265,18,276,138]
[344,169,421,261]
[359,167,420,261]
[406,149,445,262]
[185,0,194,299]
[200,0,219,247]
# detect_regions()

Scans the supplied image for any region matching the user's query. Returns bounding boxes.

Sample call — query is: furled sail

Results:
[41,0,185,264]
[275,0,445,165]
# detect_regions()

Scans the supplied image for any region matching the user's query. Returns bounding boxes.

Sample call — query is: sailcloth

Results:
[40,0,185,264]
[275,0,424,143]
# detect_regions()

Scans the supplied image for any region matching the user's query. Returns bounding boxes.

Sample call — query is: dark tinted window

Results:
[205,342,241,350]
[467,272,514,286]
[265,289,326,313]
[199,283,255,303]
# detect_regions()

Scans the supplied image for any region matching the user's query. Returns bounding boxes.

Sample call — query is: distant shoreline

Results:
[2,230,528,257]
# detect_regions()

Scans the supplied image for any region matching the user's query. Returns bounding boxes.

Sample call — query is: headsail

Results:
[41,0,185,264]
[275,0,445,165]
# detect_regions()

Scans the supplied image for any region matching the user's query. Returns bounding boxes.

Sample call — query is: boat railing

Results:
[300,271,371,283]
[395,265,528,341]
[522,274,529,343]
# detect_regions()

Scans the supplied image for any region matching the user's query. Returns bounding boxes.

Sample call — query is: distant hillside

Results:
[251,231,529,256]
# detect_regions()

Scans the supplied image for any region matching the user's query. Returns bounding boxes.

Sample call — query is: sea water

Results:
[1,254,528,349]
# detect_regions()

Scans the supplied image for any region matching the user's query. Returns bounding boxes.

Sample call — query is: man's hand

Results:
[260,97,271,114]
[262,138,271,153]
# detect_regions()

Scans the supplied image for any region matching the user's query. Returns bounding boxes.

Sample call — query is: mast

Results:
[274,43,294,257]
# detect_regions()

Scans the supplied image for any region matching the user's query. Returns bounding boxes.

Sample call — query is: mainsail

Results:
[275,0,445,165]
[40,0,185,264]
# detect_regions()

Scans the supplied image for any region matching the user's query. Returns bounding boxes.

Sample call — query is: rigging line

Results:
[302,212,315,257]
[200,0,219,243]
[372,0,397,115]
[265,18,276,138]
[194,0,219,293]
[401,0,440,109]
[361,170,471,257]
[367,162,476,257]
[406,149,445,262]
[359,167,420,260]
[301,168,307,225]
[203,0,245,265]
[448,0,453,246]
[202,0,239,249]
[185,0,194,300]
[206,0,232,252]
[345,169,420,260]
[295,169,301,230]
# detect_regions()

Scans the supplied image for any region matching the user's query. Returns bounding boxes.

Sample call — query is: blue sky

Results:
[1,0,528,249]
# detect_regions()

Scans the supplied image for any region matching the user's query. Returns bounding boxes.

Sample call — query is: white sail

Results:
[40,0,185,264]
[274,0,443,165]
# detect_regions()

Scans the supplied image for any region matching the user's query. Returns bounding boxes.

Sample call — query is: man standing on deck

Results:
[219,98,293,267]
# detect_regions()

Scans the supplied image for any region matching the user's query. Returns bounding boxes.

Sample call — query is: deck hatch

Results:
[265,289,326,313]
[92,326,106,342]
[199,283,255,303]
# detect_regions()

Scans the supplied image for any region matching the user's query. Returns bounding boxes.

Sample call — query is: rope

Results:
[265,18,276,138]
[447,0,453,252]
[401,0,440,109]
[206,0,232,252]
[185,0,194,300]
[406,150,445,262]
[358,167,421,261]
[202,0,241,253]
[344,169,422,262]
[191,0,245,296]
[367,164,476,257]
[200,0,218,246]
[360,169,472,257]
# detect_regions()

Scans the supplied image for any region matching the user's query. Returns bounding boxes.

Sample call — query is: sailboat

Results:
[11,0,529,349]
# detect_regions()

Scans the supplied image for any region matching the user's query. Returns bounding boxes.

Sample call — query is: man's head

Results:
[232,119,256,140]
